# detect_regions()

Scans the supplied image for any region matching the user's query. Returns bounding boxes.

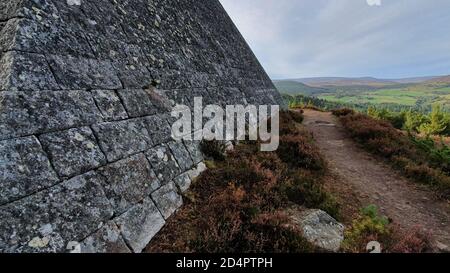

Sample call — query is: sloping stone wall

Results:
[0,0,283,253]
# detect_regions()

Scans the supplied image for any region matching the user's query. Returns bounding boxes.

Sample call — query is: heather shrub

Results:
[277,134,325,170]
[147,112,338,253]
[340,113,398,142]
[338,112,450,198]
[242,212,315,253]
[279,110,303,136]
[279,171,340,219]
[332,108,355,117]
[393,156,450,198]
[389,227,432,253]
[342,205,431,253]
[288,110,305,124]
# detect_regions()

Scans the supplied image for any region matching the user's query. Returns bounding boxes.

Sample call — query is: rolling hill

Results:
[292,77,397,87]
[273,80,330,96]
[275,75,450,111]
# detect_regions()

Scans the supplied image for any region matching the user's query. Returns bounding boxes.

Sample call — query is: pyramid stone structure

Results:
[0,0,283,253]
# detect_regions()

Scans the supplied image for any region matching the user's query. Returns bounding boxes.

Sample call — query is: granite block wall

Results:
[0,0,283,253]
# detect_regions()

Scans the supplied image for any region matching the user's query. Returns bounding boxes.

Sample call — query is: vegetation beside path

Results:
[147,110,432,253]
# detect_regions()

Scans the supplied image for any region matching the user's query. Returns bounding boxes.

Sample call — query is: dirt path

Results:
[302,109,450,251]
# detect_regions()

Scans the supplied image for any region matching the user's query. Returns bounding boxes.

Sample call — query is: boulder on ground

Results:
[288,208,344,252]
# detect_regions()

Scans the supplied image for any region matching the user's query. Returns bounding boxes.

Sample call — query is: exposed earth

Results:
[303,109,450,251]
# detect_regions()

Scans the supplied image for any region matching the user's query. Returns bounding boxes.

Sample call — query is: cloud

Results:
[366,0,381,6]
[220,0,450,79]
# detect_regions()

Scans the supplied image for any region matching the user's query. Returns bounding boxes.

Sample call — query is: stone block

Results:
[80,222,131,253]
[115,63,153,89]
[0,51,60,91]
[0,136,59,205]
[0,18,94,58]
[151,182,183,220]
[92,118,152,162]
[145,144,181,183]
[98,154,160,214]
[0,172,113,253]
[174,173,192,193]
[114,198,165,253]
[183,140,204,164]
[144,114,173,145]
[39,127,107,178]
[168,141,194,172]
[93,90,128,122]
[0,90,103,140]
[117,89,158,118]
[47,54,122,90]
[0,0,58,21]
[187,162,208,181]
[289,209,345,252]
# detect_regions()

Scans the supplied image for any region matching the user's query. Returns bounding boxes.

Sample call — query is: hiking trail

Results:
[303,109,450,251]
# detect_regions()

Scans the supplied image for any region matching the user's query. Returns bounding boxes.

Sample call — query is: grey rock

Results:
[93,90,128,122]
[0,90,102,140]
[115,63,153,89]
[0,0,58,21]
[117,89,158,118]
[289,209,344,252]
[0,51,60,91]
[92,118,152,162]
[151,182,183,220]
[187,162,208,181]
[47,54,121,90]
[152,70,191,90]
[436,241,450,253]
[0,0,21,20]
[98,154,160,214]
[144,114,173,145]
[145,144,181,184]
[39,127,107,178]
[174,173,192,193]
[167,141,194,172]
[114,198,165,253]
[1,18,94,58]
[80,222,131,253]
[0,136,59,205]
[183,140,204,164]
[0,19,19,52]
[0,171,113,253]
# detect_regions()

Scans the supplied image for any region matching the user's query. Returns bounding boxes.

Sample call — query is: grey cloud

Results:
[220,0,450,79]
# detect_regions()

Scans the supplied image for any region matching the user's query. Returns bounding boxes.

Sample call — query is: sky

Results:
[219,0,450,80]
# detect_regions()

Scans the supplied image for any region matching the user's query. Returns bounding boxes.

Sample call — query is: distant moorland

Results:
[274,75,450,112]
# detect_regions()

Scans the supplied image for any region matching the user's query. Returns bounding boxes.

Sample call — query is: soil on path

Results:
[302,109,450,251]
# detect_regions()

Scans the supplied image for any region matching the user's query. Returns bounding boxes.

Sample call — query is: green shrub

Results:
[404,110,428,133]
[342,205,432,253]
[418,105,448,136]
[367,106,406,130]
[342,205,390,252]
[200,140,226,161]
